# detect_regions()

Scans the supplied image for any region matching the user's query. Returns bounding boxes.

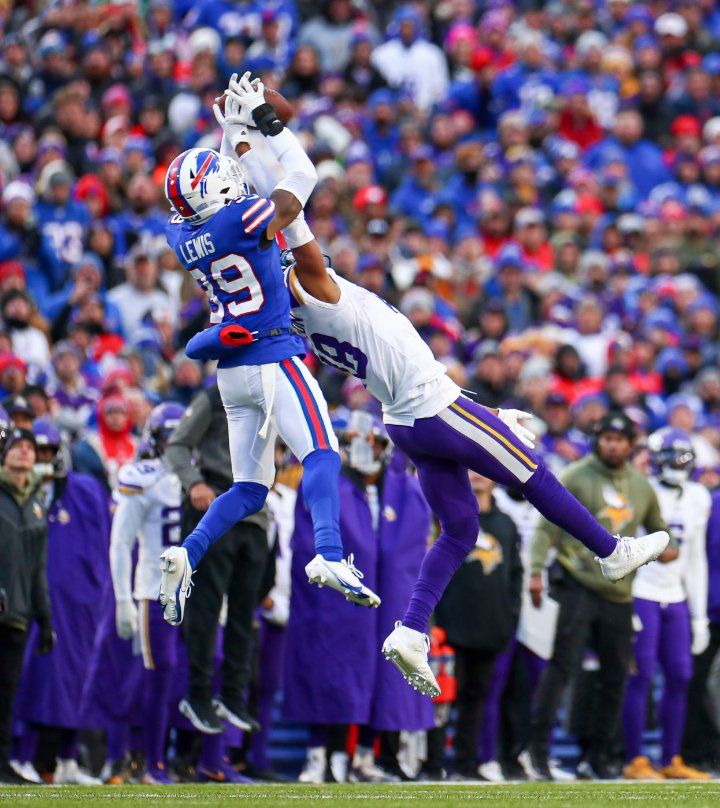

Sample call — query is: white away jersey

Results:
[288,268,459,425]
[110,458,183,601]
[632,479,710,617]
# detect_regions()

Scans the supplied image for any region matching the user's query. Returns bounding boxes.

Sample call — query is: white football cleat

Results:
[298,747,326,784]
[382,621,440,698]
[54,758,102,785]
[9,760,42,783]
[478,760,505,783]
[305,554,380,607]
[596,530,669,581]
[159,546,193,625]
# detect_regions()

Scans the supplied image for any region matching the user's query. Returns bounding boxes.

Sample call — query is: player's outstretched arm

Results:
[290,238,340,304]
[226,73,317,237]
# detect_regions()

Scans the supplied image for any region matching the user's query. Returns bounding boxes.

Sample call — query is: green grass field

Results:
[2,783,720,808]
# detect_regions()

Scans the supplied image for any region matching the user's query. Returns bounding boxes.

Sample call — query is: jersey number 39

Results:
[192,253,265,321]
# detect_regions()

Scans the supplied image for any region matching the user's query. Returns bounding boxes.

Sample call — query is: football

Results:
[215,86,293,125]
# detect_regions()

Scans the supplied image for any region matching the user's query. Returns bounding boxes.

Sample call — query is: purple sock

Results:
[523,464,617,558]
[403,515,479,632]
[106,723,130,763]
[143,668,172,768]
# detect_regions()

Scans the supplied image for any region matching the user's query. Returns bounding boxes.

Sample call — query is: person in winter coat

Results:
[0,427,53,784]
[13,420,110,785]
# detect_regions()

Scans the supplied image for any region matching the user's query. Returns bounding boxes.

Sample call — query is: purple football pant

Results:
[138,599,181,770]
[478,636,546,764]
[623,598,692,766]
[387,396,617,633]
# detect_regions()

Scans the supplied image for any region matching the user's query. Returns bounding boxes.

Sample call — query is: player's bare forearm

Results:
[267,189,302,237]
[292,239,340,303]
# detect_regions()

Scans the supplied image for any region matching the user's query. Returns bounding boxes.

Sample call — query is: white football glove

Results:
[497,408,536,449]
[692,617,710,656]
[115,598,138,640]
[213,77,251,149]
[229,70,267,115]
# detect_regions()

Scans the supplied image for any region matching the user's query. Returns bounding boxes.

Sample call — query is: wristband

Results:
[282,216,314,249]
[251,102,284,137]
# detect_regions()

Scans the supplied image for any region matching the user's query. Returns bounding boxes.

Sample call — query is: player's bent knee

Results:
[302,447,341,477]
[230,480,268,514]
[440,515,480,551]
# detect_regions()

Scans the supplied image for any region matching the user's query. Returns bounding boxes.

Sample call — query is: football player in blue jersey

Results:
[158,73,379,625]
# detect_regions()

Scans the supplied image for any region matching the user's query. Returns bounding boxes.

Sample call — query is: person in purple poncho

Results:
[284,412,433,783]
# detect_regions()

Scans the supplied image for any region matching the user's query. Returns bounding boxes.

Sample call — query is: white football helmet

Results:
[164,147,247,225]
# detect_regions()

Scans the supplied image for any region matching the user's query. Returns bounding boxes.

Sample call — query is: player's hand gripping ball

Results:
[215,83,293,125]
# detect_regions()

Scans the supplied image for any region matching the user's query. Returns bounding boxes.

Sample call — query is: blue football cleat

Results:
[305,554,381,607]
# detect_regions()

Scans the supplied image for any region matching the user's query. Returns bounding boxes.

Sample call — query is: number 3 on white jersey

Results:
[192,253,265,320]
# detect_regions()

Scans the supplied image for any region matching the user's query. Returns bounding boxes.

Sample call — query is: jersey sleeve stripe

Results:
[241,198,266,221]
[245,201,276,233]
[118,485,143,495]
[288,267,306,305]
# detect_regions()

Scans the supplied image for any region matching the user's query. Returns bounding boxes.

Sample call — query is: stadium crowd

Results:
[3,0,720,786]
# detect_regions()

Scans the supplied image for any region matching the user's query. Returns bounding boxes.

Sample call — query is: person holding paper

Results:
[522,412,672,782]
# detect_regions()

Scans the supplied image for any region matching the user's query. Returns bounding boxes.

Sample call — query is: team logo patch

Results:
[383,505,397,522]
[598,486,634,534]
[58,508,71,524]
[469,533,503,575]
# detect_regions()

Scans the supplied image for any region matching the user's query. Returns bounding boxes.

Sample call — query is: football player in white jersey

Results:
[622,428,711,781]
[217,78,669,697]
[109,402,185,783]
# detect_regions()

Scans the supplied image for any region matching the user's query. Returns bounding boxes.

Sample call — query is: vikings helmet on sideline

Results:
[144,402,185,458]
[32,418,69,478]
[164,148,248,225]
[647,426,696,485]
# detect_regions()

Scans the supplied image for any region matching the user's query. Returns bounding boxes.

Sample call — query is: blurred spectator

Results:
[372,7,449,112]
[0,289,50,373]
[14,421,109,785]
[0,428,53,785]
[107,247,173,337]
[72,395,137,489]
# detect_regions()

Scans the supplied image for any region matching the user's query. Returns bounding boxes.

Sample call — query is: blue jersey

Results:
[166,194,303,367]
